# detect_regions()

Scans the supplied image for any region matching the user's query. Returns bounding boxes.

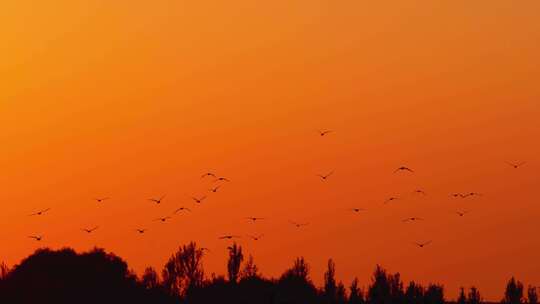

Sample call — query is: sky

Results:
[1,0,539,300]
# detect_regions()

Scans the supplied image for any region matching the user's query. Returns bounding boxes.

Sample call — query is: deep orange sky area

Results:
[1,0,540,300]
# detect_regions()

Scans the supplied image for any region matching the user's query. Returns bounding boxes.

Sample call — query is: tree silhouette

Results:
[527,286,538,304]
[467,286,482,304]
[141,266,160,289]
[349,277,366,304]
[0,262,8,281]
[368,265,405,304]
[405,281,424,304]
[276,257,318,304]
[458,287,467,304]
[336,281,347,304]
[226,242,243,284]
[240,254,259,280]
[425,284,445,304]
[323,258,338,304]
[503,277,525,304]
[162,241,205,298]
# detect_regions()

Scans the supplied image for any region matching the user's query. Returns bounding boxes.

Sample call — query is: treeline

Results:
[0,242,537,304]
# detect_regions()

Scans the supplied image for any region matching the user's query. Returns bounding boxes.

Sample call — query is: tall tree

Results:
[227,243,244,284]
[323,259,338,304]
[241,254,260,280]
[141,267,159,289]
[457,287,467,304]
[425,284,445,304]
[467,287,482,304]
[405,281,424,304]
[503,278,524,304]
[527,286,538,304]
[162,241,205,297]
[349,278,365,304]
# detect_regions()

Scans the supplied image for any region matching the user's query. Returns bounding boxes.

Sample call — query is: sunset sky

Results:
[1,0,539,300]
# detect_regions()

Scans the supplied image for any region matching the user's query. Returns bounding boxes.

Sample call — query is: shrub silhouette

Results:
[503,277,525,304]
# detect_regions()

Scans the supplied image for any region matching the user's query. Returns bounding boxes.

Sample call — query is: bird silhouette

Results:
[413,189,426,195]
[219,235,241,240]
[246,217,265,223]
[82,226,99,233]
[290,221,309,228]
[464,192,482,198]
[414,241,432,248]
[456,210,469,217]
[394,166,414,173]
[209,186,221,193]
[201,172,217,178]
[214,177,230,183]
[135,229,147,234]
[247,234,264,241]
[384,197,399,204]
[29,208,51,216]
[350,208,366,213]
[451,193,467,198]
[174,207,191,214]
[28,235,43,241]
[317,171,334,181]
[94,197,110,203]
[148,195,166,204]
[403,217,424,222]
[317,130,333,136]
[154,216,172,222]
[191,196,207,204]
[506,161,526,169]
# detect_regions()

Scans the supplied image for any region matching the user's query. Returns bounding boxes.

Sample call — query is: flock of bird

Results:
[26,131,527,252]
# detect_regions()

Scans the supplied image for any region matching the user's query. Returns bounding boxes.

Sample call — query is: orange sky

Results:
[1,0,539,300]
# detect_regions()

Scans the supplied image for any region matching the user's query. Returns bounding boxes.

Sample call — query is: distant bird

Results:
[28,235,43,241]
[135,229,147,234]
[29,208,51,216]
[219,235,241,240]
[94,197,110,203]
[290,221,309,228]
[403,217,424,222]
[154,216,172,222]
[247,234,264,241]
[209,186,221,193]
[148,195,166,204]
[201,172,217,178]
[82,226,99,233]
[350,208,366,213]
[214,177,230,183]
[200,247,211,252]
[394,166,414,173]
[506,161,526,169]
[451,193,466,198]
[246,217,265,223]
[191,196,207,204]
[317,171,334,181]
[384,197,399,204]
[174,207,191,214]
[456,211,469,217]
[317,130,333,137]
[414,241,432,248]
[464,192,482,198]
[413,189,426,195]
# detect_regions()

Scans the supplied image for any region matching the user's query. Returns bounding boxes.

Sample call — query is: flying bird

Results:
[464,192,482,198]
[456,211,469,217]
[317,130,333,137]
[219,235,241,240]
[28,235,43,241]
[174,207,191,214]
[317,171,334,181]
[247,234,264,241]
[154,216,172,222]
[201,172,217,178]
[214,177,230,183]
[135,229,147,234]
[246,217,265,223]
[403,217,424,222]
[413,189,426,195]
[384,197,399,204]
[29,208,51,216]
[82,226,99,233]
[148,195,166,204]
[191,196,207,204]
[506,161,526,169]
[350,208,366,213]
[414,241,432,248]
[209,186,221,193]
[451,193,466,198]
[290,221,309,228]
[394,166,414,173]
[94,197,110,203]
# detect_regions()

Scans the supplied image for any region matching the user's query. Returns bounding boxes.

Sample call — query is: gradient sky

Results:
[1,0,539,300]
